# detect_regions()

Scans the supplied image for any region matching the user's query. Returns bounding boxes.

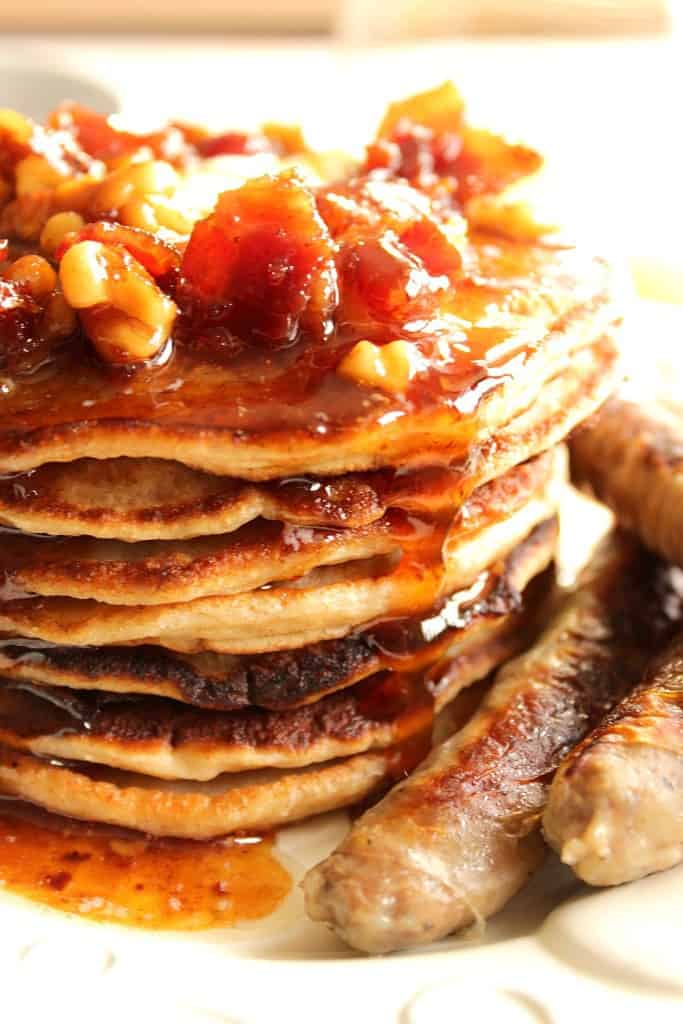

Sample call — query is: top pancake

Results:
[0,85,619,480]
[0,236,618,478]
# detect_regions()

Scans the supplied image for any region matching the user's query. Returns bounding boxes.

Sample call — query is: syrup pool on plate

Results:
[0,798,291,929]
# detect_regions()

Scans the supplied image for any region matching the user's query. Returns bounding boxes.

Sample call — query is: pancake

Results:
[0,336,614,543]
[0,671,433,780]
[0,490,562,653]
[0,670,485,838]
[0,625,504,779]
[0,83,623,849]
[0,745,392,839]
[0,448,560,605]
[0,519,396,606]
[0,520,556,708]
[0,549,556,781]
[0,457,400,541]
[0,242,619,479]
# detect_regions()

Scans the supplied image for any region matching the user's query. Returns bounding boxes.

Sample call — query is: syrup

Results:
[0,236,585,464]
[0,799,291,929]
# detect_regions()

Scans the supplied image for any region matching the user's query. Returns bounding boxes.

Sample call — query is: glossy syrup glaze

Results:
[0,236,604,456]
[0,452,558,658]
[0,666,434,752]
[0,798,291,929]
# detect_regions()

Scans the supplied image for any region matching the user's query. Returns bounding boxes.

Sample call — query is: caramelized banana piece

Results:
[571,397,683,567]
[303,533,683,954]
[544,628,683,886]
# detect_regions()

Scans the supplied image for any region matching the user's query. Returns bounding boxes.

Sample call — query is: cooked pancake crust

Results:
[0,335,616,543]
[0,457,394,541]
[0,673,484,837]
[1,519,397,606]
[0,496,561,653]
[0,519,556,708]
[0,558,553,782]
[0,448,560,605]
[0,746,392,839]
[0,672,432,780]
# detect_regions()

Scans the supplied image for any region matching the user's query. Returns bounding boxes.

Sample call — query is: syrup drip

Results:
[367,556,516,664]
[0,799,291,930]
[0,459,472,536]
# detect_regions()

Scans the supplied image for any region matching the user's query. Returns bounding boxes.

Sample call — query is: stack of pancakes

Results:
[0,89,621,839]
[0,447,567,838]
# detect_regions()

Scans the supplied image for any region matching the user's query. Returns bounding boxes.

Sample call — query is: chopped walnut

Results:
[93,160,178,215]
[59,239,177,364]
[0,109,35,179]
[338,339,425,393]
[0,172,102,243]
[0,255,76,372]
[40,211,86,256]
[5,254,57,300]
[57,220,180,282]
[15,153,69,197]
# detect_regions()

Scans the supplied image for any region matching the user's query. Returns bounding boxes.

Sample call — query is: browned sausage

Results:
[544,627,683,886]
[570,396,683,566]
[303,532,683,953]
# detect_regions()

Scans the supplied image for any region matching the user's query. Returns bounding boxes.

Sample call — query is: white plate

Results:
[1,807,683,1024]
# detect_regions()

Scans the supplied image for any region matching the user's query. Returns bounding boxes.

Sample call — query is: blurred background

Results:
[0,0,676,36]
[0,0,681,298]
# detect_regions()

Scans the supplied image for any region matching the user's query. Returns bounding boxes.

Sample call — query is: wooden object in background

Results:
[0,0,671,35]
[0,0,337,33]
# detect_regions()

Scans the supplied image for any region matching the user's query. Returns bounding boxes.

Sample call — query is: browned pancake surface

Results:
[0,449,560,606]
[0,508,559,653]
[0,745,391,838]
[0,517,556,709]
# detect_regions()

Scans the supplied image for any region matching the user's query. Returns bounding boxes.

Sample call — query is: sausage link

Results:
[570,397,683,566]
[303,532,683,953]
[544,629,683,885]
